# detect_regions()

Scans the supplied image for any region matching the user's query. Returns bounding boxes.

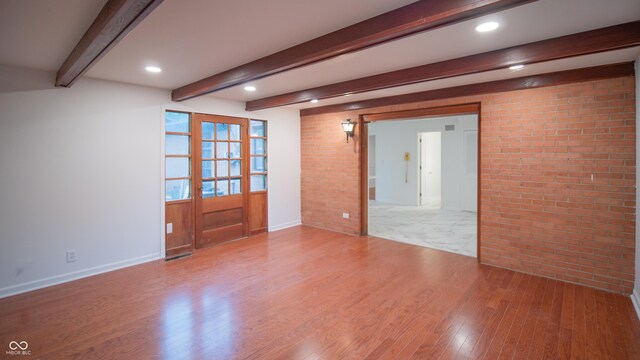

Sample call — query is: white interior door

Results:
[420,132,441,207]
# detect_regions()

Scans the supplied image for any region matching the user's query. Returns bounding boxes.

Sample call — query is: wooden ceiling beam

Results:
[171,0,537,101]
[248,21,640,111]
[299,62,635,116]
[55,0,164,87]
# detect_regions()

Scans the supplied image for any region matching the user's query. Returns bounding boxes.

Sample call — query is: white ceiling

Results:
[295,46,640,110]
[0,0,108,71]
[86,0,415,88]
[0,0,638,111]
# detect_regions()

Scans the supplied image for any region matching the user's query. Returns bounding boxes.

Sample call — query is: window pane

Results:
[166,135,189,155]
[251,138,265,155]
[230,160,241,177]
[217,160,229,177]
[202,160,215,179]
[166,179,190,201]
[216,142,228,158]
[166,112,190,133]
[230,142,241,158]
[230,124,241,140]
[203,180,215,198]
[166,158,189,178]
[216,123,228,140]
[202,122,215,140]
[217,179,229,196]
[202,141,213,159]
[250,156,266,172]
[251,175,266,192]
[250,120,265,137]
[230,179,241,195]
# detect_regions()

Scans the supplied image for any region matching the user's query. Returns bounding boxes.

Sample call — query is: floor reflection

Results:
[162,295,194,360]
[200,289,235,358]
[161,290,236,359]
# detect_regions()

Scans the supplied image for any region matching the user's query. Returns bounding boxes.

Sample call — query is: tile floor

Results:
[368,201,477,257]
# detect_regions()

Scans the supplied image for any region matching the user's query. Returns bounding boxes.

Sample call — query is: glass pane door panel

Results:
[202,142,213,158]
[217,160,229,177]
[216,123,229,140]
[230,179,241,194]
[230,160,241,176]
[166,112,190,132]
[217,180,229,196]
[202,160,215,179]
[203,180,215,198]
[202,123,215,140]
[250,156,266,172]
[199,119,245,200]
[230,124,241,140]
[166,135,190,155]
[216,142,229,158]
[250,120,265,137]
[251,139,265,155]
[251,175,266,191]
[230,143,241,158]
[166,179,190,200]
[166,158,190,178]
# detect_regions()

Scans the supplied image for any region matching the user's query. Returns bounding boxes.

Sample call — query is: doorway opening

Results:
[362,104,480,258]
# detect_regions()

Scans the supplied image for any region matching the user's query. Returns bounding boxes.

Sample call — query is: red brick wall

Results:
[301,76,636,293]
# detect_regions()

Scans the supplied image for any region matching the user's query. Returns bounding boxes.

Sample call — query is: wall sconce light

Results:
[341,119,356,143]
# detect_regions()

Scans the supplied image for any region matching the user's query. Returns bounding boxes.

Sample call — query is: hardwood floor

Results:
[1,226,639,359]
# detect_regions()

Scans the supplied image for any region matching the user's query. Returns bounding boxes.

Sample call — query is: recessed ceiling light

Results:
[145,66,162,73]
[509,64,524,70]
[310,99,318,103]
[244,86,256,92]
[475,22,499,33]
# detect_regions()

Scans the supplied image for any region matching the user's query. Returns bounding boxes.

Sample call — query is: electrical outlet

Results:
[66,250,77,263]
[342,212,350,219]
[166,223,173,234]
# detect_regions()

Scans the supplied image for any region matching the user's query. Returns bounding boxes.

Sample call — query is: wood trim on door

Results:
[359,103,482,262]
[363,103,480,122]
[359,117,368,236]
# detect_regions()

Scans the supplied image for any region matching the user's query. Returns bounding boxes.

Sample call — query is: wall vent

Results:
[445,125,455,131]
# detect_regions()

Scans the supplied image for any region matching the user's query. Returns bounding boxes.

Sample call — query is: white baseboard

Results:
[632,289,640,321]
[0,253,161,299]
[269,220,302,232]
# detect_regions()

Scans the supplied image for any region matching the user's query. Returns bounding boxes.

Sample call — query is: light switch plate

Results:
[166,223,173,234]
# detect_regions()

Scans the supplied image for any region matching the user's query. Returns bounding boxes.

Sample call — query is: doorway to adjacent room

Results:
[363,105,479,258]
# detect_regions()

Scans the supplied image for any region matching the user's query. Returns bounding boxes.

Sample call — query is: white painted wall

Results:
[633,57,640,319]
[368,115,477,210]
[0,65,301,297]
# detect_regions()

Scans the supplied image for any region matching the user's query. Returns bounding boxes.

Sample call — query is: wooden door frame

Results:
[359,102,482,262]
[193,113,250,248]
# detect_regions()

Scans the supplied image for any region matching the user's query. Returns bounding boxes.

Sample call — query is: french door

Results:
[193,114,249,248]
